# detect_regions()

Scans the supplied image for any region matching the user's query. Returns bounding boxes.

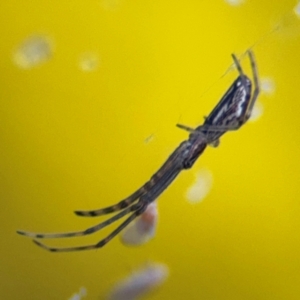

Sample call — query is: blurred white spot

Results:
[13,35,53,69]
[79,53,99,72]
[224,0,245,6]
[120,202,158,246]
[249,101,264,122]
[68,287,87,300]
[100,0,122,11]
[79,287,87,297]
[186,169,213,204]
[261,77,275,95]
[294,2,300,18]
[69,295,80,300]
[106,263,169,300]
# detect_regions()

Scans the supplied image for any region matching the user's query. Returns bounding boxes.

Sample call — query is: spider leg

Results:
[176,122,236,133]
[35,161,182,251]
[143,162,182,201]
[176,123,195,133]
[74,186,146,217]
[231,53,245,77]
[179,51,259,136]
[232,50,260,124]
[244,50,260,120]
[16,202,141,239]
[177,123,237,137]
[76,154,182,219]
[231,53,252,123]
[32,204,147,252]
[177,124,241,134]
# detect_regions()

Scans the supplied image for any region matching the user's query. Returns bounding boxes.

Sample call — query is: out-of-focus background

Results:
[1,0,300,299]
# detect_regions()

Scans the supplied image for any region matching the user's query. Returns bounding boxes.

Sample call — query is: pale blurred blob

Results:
[224,0,245,6]
[294,2,300,18]
[261,77,275,95]
[248,77,274,122]
[68,287,87,300]
[120,202,158,246]
[100,0,122,11]
[13,35,54,69]
[106,263,169,300]
[249,101,264,122]
[79,52,99,72]
[186,169,213,204]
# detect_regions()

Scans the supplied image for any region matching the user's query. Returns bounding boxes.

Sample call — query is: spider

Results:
[17,50,259,252]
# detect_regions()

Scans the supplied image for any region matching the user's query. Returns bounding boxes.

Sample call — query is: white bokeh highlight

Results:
[100,0,122,11]
[120,202,158,246]
[13,35,53,69]
[186,169,213,204]
[78,52,99,72]
[106,263,169,300]
[261,77,275,95]
[294,2,300,18]
[224,0,245,6]
[68,287,87,300]
[249,101,264,122]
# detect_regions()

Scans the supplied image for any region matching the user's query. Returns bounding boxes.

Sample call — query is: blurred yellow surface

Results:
[1,0,300,299]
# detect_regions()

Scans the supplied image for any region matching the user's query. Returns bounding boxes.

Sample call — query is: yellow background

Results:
[1,0,300,299]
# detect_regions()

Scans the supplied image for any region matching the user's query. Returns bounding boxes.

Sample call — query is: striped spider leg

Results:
[17,139,204,252]
[16,50,259,252]
[177,50,260,146]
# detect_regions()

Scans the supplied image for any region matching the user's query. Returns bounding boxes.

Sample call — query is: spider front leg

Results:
[176,50,260,140]
[244,50,260,120]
